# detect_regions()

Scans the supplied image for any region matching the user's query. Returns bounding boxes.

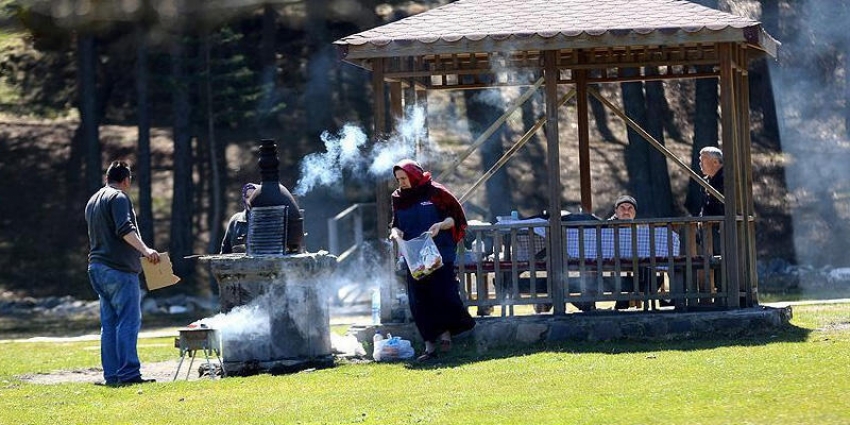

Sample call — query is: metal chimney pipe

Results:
[247,138,304,253]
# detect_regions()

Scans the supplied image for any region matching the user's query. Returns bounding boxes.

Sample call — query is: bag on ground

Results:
[373,336,415,361]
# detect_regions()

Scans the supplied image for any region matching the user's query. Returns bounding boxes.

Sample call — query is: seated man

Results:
[609,195,637,221]
[567,197,637,312]
[605,195,667,309]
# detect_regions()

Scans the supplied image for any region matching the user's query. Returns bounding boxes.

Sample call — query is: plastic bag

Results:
[372,336,415,361]
[396,232,443,280]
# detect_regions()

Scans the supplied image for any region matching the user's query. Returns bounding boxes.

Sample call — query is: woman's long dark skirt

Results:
[406,262,476,342]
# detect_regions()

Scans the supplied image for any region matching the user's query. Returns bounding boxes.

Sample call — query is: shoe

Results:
[439,339,452,353]
[115,377,156,387]
[416,351,438,362]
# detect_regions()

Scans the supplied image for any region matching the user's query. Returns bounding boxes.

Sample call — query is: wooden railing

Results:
[327,203,376,263]
[456,217,726,316]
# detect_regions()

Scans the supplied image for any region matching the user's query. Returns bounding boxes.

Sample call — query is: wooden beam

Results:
[373,58,389,238]
[575,68,592,212]
[544,50,566,315]
[737,45,758,307]
[416,88,429,153]
[389,81,403,120]
[719,43,742,308]
[371,58,395,323]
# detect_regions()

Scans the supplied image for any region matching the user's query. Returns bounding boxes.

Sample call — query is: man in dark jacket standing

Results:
[699,146,724,217]
[699,146,724,255]
[85,161,160,386]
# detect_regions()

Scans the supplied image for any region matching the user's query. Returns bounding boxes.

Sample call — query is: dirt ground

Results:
[19,360,186,385]
[13,331,217,385]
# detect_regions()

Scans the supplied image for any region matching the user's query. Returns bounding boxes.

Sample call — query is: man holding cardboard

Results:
[85,160,160,386]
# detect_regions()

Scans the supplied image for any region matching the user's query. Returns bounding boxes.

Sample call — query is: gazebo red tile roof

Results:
[335,0,777,60]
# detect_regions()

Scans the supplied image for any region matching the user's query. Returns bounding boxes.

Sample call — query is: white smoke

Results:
[469,89,506,109]
[194,303,271,346]
[294,106,431,195]
[294,124,369,195]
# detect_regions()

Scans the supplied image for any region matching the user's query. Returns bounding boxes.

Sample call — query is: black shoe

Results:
[115,377,156,386]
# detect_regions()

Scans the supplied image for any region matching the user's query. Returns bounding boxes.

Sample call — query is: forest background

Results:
[0,0,848,300]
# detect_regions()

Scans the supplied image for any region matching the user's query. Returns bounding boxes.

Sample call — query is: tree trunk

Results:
[136,26,154,246]
[305,0,333,140]
[169,36,195,285]
[748,59,780,151]
[258,4,277,135]
[686,65,719,216]
[77,33,100,194]
[748,0,780,151]
[518,88,547,215]
[463,89,511,220]
[300,1,336,251]
[840,5,850,138]
[589,83,618,144]
[202,34,223,257]
[619,68,652,216]
[644,67,673,217]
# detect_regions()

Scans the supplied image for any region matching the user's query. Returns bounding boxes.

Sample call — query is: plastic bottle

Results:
[373,330,383,343]
[371,288,381,325]
[511,210,519,220]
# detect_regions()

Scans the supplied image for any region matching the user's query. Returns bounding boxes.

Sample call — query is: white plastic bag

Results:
[396,232,443,280]
[372,336,415,361]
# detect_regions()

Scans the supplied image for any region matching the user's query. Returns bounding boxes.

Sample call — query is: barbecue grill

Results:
[197,138,336,376]
[173,326,224,380]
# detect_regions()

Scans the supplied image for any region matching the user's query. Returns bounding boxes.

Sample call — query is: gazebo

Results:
[334,0,778,317]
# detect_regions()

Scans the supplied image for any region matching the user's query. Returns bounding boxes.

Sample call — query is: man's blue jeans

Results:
[87,262,142,384]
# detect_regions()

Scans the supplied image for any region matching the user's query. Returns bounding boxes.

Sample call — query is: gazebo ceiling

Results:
[335,0,778,66]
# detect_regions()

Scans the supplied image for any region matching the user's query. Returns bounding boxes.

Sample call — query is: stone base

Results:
[349,306,794,355]
[223,355,335,377]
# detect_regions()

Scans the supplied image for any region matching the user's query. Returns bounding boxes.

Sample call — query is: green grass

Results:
[1,303,849,424]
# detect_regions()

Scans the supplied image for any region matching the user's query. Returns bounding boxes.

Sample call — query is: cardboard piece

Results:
[140,253,181,290]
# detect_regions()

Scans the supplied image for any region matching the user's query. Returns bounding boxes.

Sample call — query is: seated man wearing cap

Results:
[609,195,637,221]
[569,196,639,312]
[605,195,667,309]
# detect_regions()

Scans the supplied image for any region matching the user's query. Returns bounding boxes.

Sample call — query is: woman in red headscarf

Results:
[389,159,475,361]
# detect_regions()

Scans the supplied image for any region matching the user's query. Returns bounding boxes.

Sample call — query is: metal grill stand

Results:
[173,327,224,381]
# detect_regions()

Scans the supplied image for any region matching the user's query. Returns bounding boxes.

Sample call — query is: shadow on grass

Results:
[403,321,812,370]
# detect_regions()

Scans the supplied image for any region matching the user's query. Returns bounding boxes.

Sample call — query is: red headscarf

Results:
[391,159,468,243]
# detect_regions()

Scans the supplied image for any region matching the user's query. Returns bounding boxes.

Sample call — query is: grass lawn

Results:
[1,303,848,425]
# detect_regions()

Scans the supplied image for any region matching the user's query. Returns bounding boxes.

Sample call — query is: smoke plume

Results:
[294,106,429,195]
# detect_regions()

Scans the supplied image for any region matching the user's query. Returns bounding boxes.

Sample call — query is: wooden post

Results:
[544,51,566,315]
[718,43,742,308]
[390,81,404,122]
[415,87,429,153]
[575,67,592,212]
[372,59,395,322]
[738,45,758,307]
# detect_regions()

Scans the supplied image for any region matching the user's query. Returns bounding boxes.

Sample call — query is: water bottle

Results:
[373,330,383,343]
[371,288,381,325]
[511,210,519,220]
